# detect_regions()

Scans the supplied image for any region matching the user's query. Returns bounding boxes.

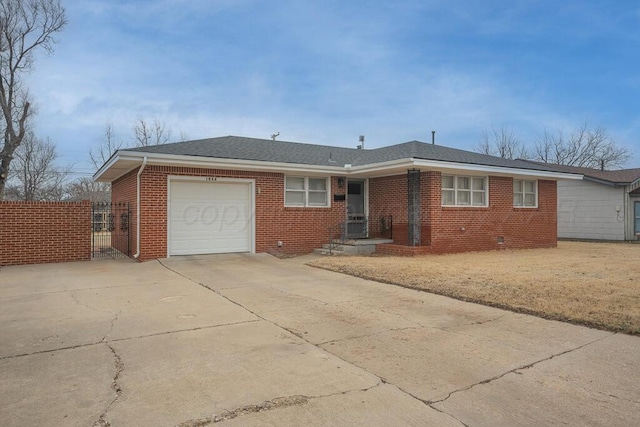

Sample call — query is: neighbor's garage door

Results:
[169,179,253,256]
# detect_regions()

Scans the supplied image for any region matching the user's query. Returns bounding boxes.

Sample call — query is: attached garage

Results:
[168,177,254,256]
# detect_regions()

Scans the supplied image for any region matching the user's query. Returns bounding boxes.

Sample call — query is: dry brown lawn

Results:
[308,241,640,334]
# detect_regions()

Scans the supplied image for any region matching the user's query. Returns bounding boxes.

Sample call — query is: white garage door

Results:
[169,179,253,256]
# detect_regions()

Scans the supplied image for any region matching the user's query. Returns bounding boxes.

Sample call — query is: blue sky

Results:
[26,0,640,176]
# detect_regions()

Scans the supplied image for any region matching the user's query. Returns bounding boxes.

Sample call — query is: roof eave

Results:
[95,151,350,182]
[95,151,585,182]
[409,159,583,179]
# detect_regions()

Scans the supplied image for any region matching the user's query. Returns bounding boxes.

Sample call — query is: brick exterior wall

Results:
[111,166,348,260]
[370,171,557,254]
[111,166,557,260]
[111,169,138,256]
[0,201,92,266]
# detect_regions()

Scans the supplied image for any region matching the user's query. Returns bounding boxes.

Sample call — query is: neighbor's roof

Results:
[95,135,582,182]
[521,161,640,185]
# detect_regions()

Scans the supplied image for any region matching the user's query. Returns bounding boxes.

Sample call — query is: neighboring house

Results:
[522,162,640,241]
[94,136,580,260]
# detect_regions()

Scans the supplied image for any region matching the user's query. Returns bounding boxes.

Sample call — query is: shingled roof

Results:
[521,161,640,185]
[125,135,562,173]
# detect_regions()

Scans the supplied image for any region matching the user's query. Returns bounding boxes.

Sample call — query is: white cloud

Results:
[16,0,640,172]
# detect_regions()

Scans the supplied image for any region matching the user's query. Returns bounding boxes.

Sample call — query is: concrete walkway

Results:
[0,254,638,426]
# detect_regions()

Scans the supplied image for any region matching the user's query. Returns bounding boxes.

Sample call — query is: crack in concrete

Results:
[378,307,425,328]
[316,325,424,347]
[427,332,617,405]
[0,282,159,301]
[157,260,628,427]
[265,284,330,306]
[0,319,261,361]
[427,403,470,427]
[92,343,124,427]
[174,382,385,426]
[467,313,508,326]
[102,311,121,342]
[156,260,467,424]
[70,292,113,316]
[599,392,640,404]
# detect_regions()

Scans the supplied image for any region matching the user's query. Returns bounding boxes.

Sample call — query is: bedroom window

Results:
[442,175,488,207]
[513,179,537,207]
[285,177,329,207]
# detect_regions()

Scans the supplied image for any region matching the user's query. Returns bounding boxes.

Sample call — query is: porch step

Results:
[313,247,344,256]
[331,238,393,246]
[314,239,394,255]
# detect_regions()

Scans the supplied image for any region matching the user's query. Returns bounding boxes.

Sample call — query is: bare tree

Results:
[133,118,171,147]
[66,176,110,202]
[178,129,189,142]
[474,126,529,159]
[533,123,631,169]
[4,131,69,200]
[0,0,66,199]
[89,122,122,170]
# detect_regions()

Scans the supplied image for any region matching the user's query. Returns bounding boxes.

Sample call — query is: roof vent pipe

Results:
[432,130,436,145]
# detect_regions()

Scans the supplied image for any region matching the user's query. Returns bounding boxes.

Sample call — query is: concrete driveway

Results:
[0,254,638,426]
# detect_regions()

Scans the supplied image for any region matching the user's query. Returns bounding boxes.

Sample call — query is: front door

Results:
[346,180,367,238]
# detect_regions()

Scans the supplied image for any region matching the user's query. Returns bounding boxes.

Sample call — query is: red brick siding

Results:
[0,201,91,266]
[111,169,138,256]
[369,174,431,245]
[130,166,347,260]
[114,165,557,260]
[426,172,557,253]
[371,172,557,253]
[369,175,408,243]
[376,244,432,256]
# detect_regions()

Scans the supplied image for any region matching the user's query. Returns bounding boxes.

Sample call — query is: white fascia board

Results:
[409,158,584,180]
[111,151,348,175]
[347,158,415,174]
[96,151,585,182]
[93,153,128,181]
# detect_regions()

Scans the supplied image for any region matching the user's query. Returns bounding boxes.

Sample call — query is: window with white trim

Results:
[285,177,329,207]
[442,175,488,206]
[513,179,537,207]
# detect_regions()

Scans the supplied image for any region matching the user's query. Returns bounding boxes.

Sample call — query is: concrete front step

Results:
[314,239,394,256]
[313,248,344,256]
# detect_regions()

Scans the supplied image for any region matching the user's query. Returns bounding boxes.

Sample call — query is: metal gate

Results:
[91,202,131,259]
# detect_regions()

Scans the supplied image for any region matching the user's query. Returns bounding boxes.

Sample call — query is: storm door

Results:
[346,180,367,238]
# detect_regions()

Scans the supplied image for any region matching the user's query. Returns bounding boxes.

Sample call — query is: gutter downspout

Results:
[133,157,148,259]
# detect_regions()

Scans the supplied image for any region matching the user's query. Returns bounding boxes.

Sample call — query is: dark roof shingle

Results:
[126,135,569,173]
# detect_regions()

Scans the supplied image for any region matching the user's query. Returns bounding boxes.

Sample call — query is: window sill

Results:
[284,206,332,209]
[441,205,489,209]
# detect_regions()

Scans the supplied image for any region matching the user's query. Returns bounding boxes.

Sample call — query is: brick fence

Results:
[0,201,92,266]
